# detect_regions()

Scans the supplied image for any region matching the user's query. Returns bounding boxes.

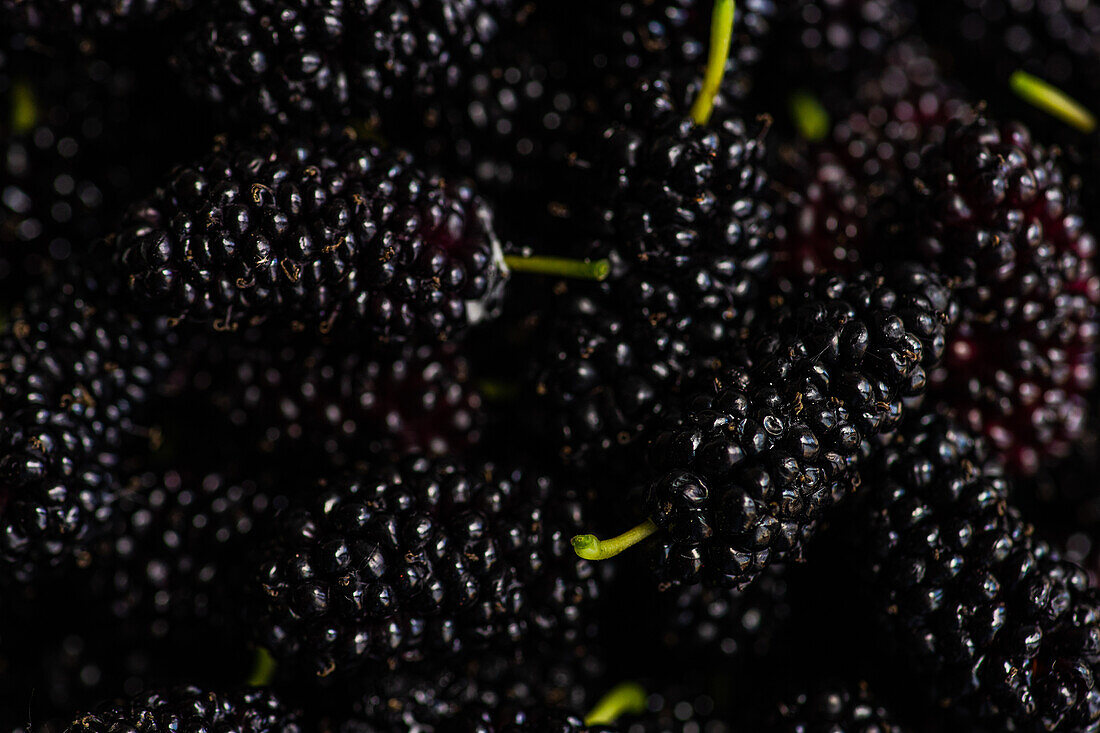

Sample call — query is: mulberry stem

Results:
[690,0,736,126]
[11,80,37,134]
[1009,70,1096,133]
[503,255,610,281]
[789,91,830,142]
[246,647,277,687]
[572,519,658,560]
[584,682,648,725]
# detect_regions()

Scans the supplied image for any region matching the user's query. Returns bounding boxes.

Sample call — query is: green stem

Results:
[11,80,37,134]
[572,519,658,561]
[584,682,648,726]
[690,0,736,126]
[246,647,277,687]
[789,91,830,142]
[1009,70,1096,133]
[503,255,610,281]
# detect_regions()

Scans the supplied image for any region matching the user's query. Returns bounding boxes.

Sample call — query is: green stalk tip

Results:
[11,81,37,134]
[503,255,610,282]
[571,519,658,561]
[690,0,736,126]
[1009,70,1096,133]
[246,647,277,687]
[585,682,648,726]
[789,91,830,142]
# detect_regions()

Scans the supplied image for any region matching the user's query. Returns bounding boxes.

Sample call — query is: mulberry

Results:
[248,457,603,677]
[573,264,952,589]
[0,274,177,580]
[110,130,507,341]
[864,413,1100,729]
[908,114,1099,473]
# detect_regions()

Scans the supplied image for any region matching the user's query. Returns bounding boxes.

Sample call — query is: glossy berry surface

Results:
[248,457,602,677]
[641,264,951,588]
[63,686,300,733]
[864,413,1100,730]
[0,274,176,580]
[111,130,505,341]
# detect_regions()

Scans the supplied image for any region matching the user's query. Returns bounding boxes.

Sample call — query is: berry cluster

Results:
[5,0,1100,731]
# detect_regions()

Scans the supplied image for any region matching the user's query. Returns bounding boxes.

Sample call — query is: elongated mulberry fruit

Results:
[648,265,949,588]
[248,457,603,677]
[63,687,300,733]
[0,275,177,580]
[110,130,506,341]
[908,115,1099,474]
[535,71,775,471]
[864,413,1100,730]
[574,264,952,590]
[179,0,514,125]
[582,77,774,348]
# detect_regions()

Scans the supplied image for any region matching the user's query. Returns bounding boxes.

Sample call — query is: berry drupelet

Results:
[0,275,177,581]
[864,413,1100,730]
[110,129,506,341]
[574,264,952,590]
[248,457,603,677]
[63,687,301,733]
[773,682,902,732]
[199,331,483,462]
[907,114,1099,474]
[179,0,514,126]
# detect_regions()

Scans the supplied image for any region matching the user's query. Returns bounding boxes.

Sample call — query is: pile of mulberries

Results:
[8,1,1100,731]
